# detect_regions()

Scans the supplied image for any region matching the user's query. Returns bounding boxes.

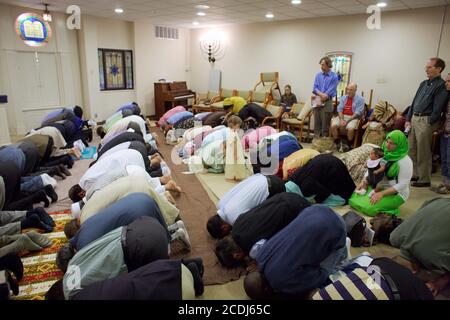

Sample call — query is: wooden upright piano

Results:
[154,81,195,118]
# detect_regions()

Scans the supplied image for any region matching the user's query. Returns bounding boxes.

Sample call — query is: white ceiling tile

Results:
[0,0,442,27]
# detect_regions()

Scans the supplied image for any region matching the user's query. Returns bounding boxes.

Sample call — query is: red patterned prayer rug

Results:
[14,210,72,300]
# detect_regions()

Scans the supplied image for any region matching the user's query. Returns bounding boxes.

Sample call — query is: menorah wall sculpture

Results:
[200,37,225,64]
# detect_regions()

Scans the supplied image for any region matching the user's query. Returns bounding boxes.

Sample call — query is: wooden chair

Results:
[235,90,252,103]
[281,102,313,143]
[192,90,219,114]
[210,88,236,111]
[262,104,284,129]
[334,89,374,149]
[253,72,281,106]
[250,91,271,107]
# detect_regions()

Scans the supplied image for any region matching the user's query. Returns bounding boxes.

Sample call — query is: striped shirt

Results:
[313,267,393,300]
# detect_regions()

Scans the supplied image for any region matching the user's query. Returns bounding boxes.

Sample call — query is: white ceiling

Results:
[1,0,449,28]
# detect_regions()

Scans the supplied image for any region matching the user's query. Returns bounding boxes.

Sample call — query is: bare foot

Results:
[159,176,171,185]
[70,148,82,159]
[165,180,182,193]
[164,191,176,204]
[426,274,450,297]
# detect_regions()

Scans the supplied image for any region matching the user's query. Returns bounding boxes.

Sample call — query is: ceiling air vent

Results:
[155,26,179,40]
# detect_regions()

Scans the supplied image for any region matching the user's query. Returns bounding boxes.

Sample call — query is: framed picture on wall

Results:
[98,48,134,91]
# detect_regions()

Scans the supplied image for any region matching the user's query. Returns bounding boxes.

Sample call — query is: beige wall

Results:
[134,22,190,116]
[0,4,82,135]
[190,6,450,111]
[78,16,136,121]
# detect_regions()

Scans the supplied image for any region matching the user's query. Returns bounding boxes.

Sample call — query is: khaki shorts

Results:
[331,115,359,130]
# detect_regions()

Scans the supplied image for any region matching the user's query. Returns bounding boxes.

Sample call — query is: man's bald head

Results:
[346,83,357,97]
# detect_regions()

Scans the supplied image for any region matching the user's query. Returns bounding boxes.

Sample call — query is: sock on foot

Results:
[0,253,24,281]
[58,164,71,176]
[40,174,57,188]
[43,185,58,203]
[27,207,55,227]
[21,214,53,233]
[26,231,52,248]
[185,262,204,296]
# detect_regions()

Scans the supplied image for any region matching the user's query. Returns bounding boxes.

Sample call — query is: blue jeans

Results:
[440,134,450,184]
[20,176,43,193]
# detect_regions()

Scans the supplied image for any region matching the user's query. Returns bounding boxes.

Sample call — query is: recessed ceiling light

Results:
[115,8,123,14]
[195,5,210,10]
[197,11,206,16]
[265,13,274,19]
[291,0,302,4]
[193,21,199,25]
[377,2,387,7]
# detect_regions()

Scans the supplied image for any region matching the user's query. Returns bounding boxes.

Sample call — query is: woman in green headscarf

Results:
[349,130,413,216]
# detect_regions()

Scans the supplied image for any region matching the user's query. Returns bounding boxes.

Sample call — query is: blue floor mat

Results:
[81,146,97,159]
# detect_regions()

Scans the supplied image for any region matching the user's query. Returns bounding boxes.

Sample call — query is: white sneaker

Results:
[40,173,57,188]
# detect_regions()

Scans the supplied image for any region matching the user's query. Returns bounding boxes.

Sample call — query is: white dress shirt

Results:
[217,173,269,225]
[79,149,144,192]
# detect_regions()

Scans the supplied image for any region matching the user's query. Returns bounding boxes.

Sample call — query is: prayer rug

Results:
[14,210,72,300]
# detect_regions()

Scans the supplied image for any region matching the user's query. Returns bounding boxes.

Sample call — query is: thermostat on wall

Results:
[0,95,7,104]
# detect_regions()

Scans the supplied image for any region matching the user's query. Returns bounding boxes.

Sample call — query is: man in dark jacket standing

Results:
[406,57,448,187]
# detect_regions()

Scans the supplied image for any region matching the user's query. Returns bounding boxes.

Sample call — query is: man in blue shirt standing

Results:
[312,57,340,138]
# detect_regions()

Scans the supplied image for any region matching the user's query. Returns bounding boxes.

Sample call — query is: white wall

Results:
[190,6,450,111]
[78,16,136,121]
[134,22,190,116]
[0,4,82,135]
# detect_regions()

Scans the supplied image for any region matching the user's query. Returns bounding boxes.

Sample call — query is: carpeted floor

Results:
[151,128,245,285]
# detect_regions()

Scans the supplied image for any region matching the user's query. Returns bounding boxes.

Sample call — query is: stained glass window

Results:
[327,52,353,98]
[98,49,134,91]
[98,50,105,90]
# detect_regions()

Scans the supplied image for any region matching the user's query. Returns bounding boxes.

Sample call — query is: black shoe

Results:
[0,253,24,281]
[411,176,419,182]
[28,207,55,227]
[411,182,431,188]
[185,262,204,296]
